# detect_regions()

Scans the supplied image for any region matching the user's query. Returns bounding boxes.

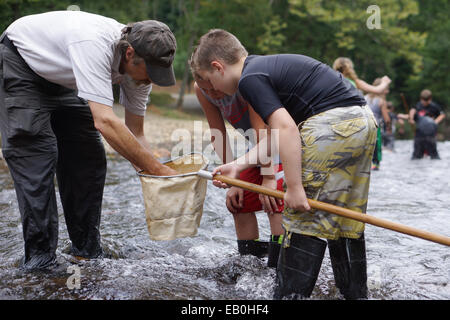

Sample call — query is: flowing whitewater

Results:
[0,140,449,299]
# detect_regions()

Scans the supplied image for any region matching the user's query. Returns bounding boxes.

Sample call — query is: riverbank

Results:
[0,106,205,162]
[102,104,209,159]
[0,102,233,165]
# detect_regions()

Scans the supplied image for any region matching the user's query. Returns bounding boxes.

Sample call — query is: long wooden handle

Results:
[211,173,450,247]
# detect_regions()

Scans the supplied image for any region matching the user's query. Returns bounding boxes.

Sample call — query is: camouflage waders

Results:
[275,105,377,299]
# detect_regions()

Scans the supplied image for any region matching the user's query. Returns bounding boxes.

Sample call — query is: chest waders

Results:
[274,232,368,300]
[0,35,106,270]
[412,116,440,160]
[273,105,375,299]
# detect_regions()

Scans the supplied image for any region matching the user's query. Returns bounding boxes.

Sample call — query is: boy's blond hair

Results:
[332,57,358,82]
[420,89,432,100]
[190,29,248,78]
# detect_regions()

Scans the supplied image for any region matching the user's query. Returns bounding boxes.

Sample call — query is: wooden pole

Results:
[203,172,450,247]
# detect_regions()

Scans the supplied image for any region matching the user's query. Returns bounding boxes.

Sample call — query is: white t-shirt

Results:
[5,10,151,116]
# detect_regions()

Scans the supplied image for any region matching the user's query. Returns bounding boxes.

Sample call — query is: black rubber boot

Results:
[267,235,283,268]
[237,240,269,258]
[274,232,327,299]
[327,234,368,300]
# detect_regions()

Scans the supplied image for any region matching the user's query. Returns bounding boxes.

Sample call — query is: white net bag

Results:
[137,153,209,240]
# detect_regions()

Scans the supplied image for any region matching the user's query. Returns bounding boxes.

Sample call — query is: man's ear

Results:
[210,60,224,73]
[125,46,135,62]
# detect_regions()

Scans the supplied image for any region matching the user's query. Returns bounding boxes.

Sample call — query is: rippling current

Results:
[0,140,449,300]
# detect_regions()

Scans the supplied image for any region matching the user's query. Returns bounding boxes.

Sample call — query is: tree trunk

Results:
[176,34,195,110]
[176,0,200,111]
[151,0,158,19]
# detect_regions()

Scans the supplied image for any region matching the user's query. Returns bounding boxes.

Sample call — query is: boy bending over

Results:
[190,29,377,299]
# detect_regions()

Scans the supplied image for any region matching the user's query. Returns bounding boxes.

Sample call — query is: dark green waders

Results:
[237,240,269,258]
[237,234,283,269]
[267,234,282,268]
[274,233,327,299]
[0,34,106,271]
[274,232,368,300]
[328,234,368,300]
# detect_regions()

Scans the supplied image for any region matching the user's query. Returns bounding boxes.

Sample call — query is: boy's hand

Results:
[284,185,311,212]
[259,175,283,214]
[226,187,244,214]
[211,162,241,188]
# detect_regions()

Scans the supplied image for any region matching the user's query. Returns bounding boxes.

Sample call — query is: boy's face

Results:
[196,78,226,100]
[420,98,431,107]
[197,61,238,96]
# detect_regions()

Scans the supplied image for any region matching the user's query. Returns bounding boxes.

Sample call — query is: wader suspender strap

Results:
[1,35,21,57]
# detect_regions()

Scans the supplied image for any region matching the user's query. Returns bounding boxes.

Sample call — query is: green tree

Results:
[408,0,449,109]
[287,0,425,80]
[171,0,282,109]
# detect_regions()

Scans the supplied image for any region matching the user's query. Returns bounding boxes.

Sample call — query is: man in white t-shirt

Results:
[0,10,178,270]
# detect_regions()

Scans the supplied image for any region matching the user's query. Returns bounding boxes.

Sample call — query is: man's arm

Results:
[124,109,158,171]
[88,101,176,175]
[124,109,152,152]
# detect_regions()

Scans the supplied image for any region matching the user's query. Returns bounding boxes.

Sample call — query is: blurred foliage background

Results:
[0,0,448,139]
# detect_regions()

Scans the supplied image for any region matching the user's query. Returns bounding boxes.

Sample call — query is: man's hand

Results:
[88,101,178,176]
[156,164,178,176]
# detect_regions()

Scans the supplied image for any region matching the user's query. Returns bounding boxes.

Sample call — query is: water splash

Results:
[0,140,449,299]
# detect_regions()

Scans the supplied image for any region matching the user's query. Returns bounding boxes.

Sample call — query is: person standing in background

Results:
[365,78,391,170]
[332,57,391,94]
[409,89,445,159]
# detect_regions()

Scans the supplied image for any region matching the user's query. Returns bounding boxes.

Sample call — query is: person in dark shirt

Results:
[190,29,377,300]
[409,89,445,159]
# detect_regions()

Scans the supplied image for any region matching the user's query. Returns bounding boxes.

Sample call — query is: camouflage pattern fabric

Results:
[283,105,377,240]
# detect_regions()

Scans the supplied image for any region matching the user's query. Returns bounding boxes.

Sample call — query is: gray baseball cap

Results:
[127,20,176,87]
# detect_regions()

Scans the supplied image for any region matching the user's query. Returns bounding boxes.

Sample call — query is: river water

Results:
[0,140,449,300]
